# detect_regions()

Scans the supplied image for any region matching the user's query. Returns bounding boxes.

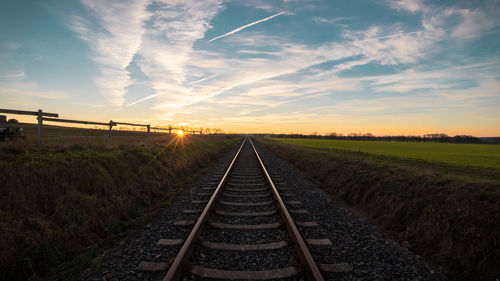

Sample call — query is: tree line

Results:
[255,132,500,144]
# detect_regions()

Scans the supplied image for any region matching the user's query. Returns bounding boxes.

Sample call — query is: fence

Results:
[0,108,202,147]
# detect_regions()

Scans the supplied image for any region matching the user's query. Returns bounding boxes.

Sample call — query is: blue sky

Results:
[1,0,499,135]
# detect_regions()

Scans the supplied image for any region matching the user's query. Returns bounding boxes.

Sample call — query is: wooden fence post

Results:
[108,120,113,141]
[168,126,172,134]
[37,109,42,147]
[147,125,150,138]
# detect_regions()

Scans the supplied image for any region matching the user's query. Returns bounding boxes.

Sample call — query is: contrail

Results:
[125,94,158,107]
[209,11,287,42]
[352,31,422,43]
[187,74,217,85]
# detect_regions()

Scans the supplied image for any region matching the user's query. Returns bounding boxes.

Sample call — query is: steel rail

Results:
[163,137,247,281]
[249,138,324,281]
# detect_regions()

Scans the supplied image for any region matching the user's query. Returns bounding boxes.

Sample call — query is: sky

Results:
[0,0,499,136]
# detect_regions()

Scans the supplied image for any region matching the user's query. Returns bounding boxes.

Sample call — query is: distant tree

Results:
[7,119,19,124]
[213,128,224,134]
[424,133,449,138]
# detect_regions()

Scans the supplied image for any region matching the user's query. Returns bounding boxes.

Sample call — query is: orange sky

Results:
[8,114,499,137]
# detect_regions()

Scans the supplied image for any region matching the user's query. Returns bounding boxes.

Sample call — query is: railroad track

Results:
[138,137,338,280]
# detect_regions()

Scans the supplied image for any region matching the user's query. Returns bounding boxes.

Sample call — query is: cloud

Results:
[388,0,498,40]
[67,15,90,41]
[61,0,498,132]
[343,27,432,64]
[136,0,224,111]
[451,9,496,39]
[368,62,500,93]
[209,11,287,42]
[389,0,424,13]
[148,24,430,114]
[243,1,276,12]
[147,0,495,125]
[74,0,151,106]
[313,17,354,24]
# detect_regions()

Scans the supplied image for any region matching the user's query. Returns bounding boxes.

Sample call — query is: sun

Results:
[177,130,184,136]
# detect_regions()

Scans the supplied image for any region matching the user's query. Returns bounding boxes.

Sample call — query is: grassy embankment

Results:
[261,138,500,281]
[0,127,239,281]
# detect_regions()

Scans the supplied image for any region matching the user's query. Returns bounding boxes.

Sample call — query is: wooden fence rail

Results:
[42,117,113,126]
[0,108,202,147]
[0,108,59,117]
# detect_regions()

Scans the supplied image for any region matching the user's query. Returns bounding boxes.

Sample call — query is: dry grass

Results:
[0,133,239,280]
[259,138,500,281]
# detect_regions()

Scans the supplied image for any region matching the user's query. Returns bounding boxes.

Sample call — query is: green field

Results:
[270,138,500,169]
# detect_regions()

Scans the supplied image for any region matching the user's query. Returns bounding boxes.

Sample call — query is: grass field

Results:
[270,138,500,169]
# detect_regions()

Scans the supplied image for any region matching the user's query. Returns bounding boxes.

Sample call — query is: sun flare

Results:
[177,130,184,136]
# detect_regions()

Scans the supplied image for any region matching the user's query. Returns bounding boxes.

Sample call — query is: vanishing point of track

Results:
[153,137,336,280]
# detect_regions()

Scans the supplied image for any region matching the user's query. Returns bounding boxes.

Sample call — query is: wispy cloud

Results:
[73,0,151,106]
[67,15,90,41]
[58,0,498,134]
[209,11,287,42]
[388,0,499,39]
[350,30,423,43]
[313,16,354,24]
[342,26,433,64]
[451,8,496,39]
[136,0,223,112]
[389,0,424,13]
